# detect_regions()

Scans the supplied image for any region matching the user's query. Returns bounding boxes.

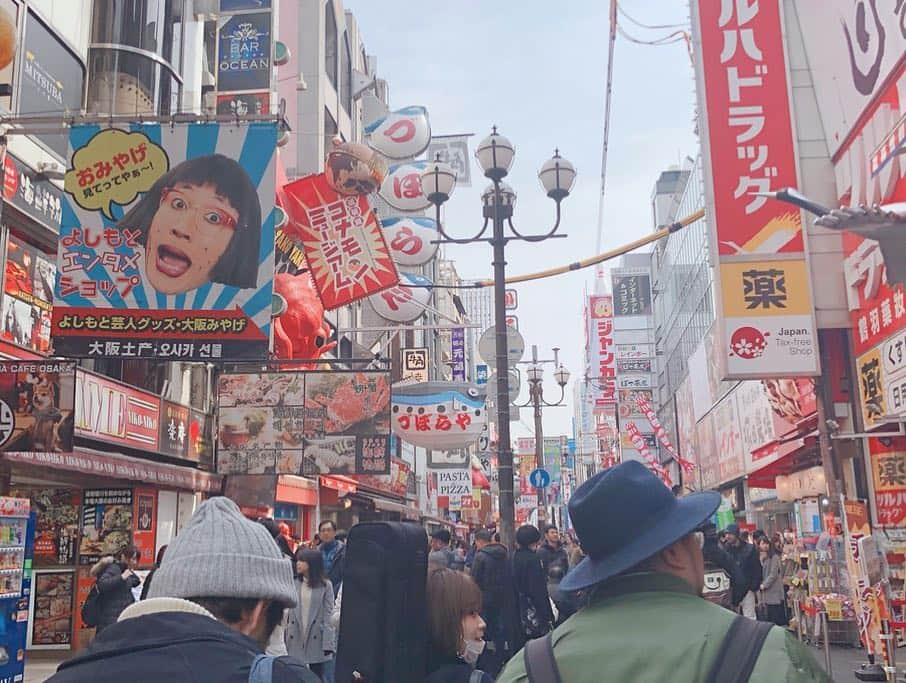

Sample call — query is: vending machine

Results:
[0,496,34,682]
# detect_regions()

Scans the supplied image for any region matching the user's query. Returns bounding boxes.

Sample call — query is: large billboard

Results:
[585,295,616,406]
[691,0,819,379]
[217,371,391,476]
[0,361,74,453]
[52,123,277,360]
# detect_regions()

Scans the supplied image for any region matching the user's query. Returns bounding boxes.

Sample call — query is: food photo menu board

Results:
[217,371,391,476]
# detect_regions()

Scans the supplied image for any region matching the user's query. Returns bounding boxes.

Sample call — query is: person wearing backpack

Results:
[497,461,829,682]
[47,497,318,683]
[90,544,142,633]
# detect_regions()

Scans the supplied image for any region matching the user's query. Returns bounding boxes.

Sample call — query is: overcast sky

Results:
[346,0,699,438]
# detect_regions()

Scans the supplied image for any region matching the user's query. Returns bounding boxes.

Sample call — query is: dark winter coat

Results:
[91,557,140,632]
[46,603,319,683]
[320,540,345,590]
[726,540,763,594]
[702,537,747,607]
[425,651,493,683]
[470,543,518,656]
[536,540,569,576]
[511,547,554,652]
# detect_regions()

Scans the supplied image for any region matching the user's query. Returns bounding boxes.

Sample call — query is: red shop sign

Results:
[74,369,160,451]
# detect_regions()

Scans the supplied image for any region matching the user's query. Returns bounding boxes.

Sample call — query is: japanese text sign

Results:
[381,216,439,267]
[369,272,432,323]
[586,295,616,406]
[159,400,190,460]
[401,347,429,383]
[283,172,398,310]
[870,436,906,528]
[425,135,472,187]
[365,106,432,160]
[0,361,75,454]
[53,123,278,360]
[612,273,651,316]
[391,380,487,451]
[217,11,272,92]
[691,0,819,379]
[451,328,466,382]
[217,371,391,476]
[3,152,64,230]
[79,488,133,565]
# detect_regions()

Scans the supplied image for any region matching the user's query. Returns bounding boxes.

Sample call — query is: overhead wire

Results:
[616,3,685,30]
[594,0,619,257]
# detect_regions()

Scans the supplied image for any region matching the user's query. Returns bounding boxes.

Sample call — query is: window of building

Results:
[324,106,338,158]
[341,31,352,115]
[325,1,338,89]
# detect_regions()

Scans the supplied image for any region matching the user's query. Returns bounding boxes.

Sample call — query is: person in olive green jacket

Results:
[498,461,829,683]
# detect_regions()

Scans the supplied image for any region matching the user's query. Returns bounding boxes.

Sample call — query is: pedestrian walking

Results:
[139,545,167,601]
[429,528,456,569]
[425,568,494,683]
[758,536,787,626]
[564,533,583,569]
[511,525,554,653]
[700,522,746,611]
[724,523,763,619]
[318,520,345,592]
[536,525,569,576]
[470,529,517,677]
[47,497,317,682]
[497,461,829,682]
[285,548,337,680]
[90,544,142,633]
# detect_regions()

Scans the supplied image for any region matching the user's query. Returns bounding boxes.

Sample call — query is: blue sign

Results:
[476,365,489,385]
[217,12,272,92]
[530,468,551,489]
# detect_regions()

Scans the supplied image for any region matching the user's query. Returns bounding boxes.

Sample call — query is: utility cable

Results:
[595,0,619,256]
[616,3,685,30]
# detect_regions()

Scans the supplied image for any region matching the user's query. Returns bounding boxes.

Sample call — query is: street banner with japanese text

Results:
[283,172,398,310]
[451,328,466,382]
[53,123,278,360]
[586,295,616,407]
[612,271,651,317]
[869,436,906,529]
[425,134,472,186]
[691,0,819,379]
[636,395,693,473]
[217,371,391,476]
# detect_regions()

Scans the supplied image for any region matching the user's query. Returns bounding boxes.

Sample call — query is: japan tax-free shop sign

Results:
[52,123,277,360]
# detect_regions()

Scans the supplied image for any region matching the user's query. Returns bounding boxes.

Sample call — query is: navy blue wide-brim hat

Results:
[560,460,720,592]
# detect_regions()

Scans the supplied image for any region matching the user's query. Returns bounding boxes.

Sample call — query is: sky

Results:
[345,0,699,439]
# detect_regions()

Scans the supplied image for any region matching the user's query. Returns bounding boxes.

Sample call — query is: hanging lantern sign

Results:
[365,105,431,160]
[381,216,439,266]
[369,272,432,323]
[380,161,432,211]
[391,381,487,450]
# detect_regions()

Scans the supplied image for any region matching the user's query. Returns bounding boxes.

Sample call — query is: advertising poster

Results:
[617,389,652,419]
[2,236,55,352]
[79,488,133,565]
[53,122,278,360]
[691,0,818,379]
[18,10,86,158]
[436,467,471,511]
[0,360,75,453]
[543,437,562,506]
[188,409,214,468]
[697,412,719,490]
[675,377,699,488]
[217,12,272,92]
[586,295,616,406]
[30,572,74,646]
[73,567,94,649]
[132,488,156,566]
[869,437,906,528]
[217,371,391,476]
[283,173,398,310]
[713,394,745,484]
[10,488,79,567]
[735,381,777,470]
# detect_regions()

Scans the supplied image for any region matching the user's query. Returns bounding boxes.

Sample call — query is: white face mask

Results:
[461,639,486,667]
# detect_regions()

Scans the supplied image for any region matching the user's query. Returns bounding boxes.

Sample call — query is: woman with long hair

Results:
[425,568,494,683]
[758,536,786,625]
[285,548,336,679]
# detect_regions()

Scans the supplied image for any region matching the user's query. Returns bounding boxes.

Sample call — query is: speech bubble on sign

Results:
[64,129,169,220]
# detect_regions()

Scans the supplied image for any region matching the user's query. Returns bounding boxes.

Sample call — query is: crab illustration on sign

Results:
[391,381,487,451]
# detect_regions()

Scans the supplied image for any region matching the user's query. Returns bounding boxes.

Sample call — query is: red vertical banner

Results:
[132,488,157,568]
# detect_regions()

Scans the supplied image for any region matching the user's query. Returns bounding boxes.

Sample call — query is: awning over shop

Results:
[320,475,357,494]
[370,496,421,520]
[2,447,223,493]
[746,430,820,489]
[276,475,318,506]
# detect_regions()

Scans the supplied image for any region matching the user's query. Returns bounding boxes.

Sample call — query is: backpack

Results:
[523,616,774,683]
[335,521,429,683]
[80,581,102,628]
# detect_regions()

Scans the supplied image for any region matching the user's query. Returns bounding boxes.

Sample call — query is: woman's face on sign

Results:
[145,182,239,294]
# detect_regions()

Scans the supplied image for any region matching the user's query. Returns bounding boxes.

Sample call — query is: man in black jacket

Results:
[471,530,517,677]
[48,497,317,683]
[700,522,746,610]
[511,525,554,653]
[723,523,762,619]
[536,524,569,576]
[91,545,142,633]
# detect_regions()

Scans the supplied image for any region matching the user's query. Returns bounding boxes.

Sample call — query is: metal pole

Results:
[821,611,832,678]
[533,346,545,510]
[492,181,515,550]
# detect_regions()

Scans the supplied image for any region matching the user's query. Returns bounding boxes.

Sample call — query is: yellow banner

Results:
[720,260,813,317]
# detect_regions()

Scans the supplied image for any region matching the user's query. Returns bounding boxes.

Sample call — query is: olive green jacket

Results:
[498,571,829,683]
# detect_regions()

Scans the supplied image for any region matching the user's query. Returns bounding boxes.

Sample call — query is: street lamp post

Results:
[518,346,570,510]
[421,128,575,549]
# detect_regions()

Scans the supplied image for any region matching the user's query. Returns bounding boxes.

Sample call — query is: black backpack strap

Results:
[706,615,774,683]
[523,632,563,683]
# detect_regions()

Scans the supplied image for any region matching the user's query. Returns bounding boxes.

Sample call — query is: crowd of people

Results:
[47,462,829,682]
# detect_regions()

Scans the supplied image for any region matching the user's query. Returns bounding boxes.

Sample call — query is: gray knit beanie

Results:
[148,496,297,607]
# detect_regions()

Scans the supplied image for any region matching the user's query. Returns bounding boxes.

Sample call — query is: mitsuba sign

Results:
[74,370,160,451]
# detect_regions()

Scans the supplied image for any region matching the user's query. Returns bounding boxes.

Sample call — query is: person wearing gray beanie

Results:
[47,497,317,683]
